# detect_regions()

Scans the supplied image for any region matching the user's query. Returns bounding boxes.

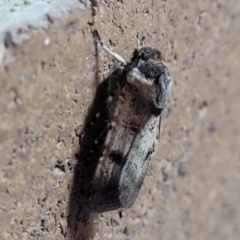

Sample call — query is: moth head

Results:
[128,47,173,115]
[133,46,163,61]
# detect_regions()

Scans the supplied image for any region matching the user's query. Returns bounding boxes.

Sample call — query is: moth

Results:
[84,44,173,212]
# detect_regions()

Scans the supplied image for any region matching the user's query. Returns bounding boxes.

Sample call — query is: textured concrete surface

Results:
[0,0,90,47]
[0,0,240,240]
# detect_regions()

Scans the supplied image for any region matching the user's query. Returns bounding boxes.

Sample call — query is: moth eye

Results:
[138,62,162,80]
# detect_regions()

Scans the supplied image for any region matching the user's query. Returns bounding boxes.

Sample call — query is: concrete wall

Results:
[0,1,240,239]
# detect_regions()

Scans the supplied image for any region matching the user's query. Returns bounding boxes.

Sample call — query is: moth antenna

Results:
[136,36,145,50]
[136,39,141,51]
[91,29,126,65]
[102,45,126,65]
[136,39,145,50]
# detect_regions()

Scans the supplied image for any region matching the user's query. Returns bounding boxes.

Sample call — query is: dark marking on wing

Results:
[109,150,124,166]
[150,106,163,116]
[130,125,139,132]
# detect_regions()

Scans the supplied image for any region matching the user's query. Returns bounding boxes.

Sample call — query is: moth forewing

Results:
[119,114,160,208]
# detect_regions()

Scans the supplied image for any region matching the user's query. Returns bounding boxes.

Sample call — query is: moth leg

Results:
[157,117,162,140]
[102,45,126,65]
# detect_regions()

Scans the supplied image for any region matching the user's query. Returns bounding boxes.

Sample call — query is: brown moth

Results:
[84,45,173,212]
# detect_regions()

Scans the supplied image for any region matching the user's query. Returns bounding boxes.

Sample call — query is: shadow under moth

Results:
[83,44,173,213]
